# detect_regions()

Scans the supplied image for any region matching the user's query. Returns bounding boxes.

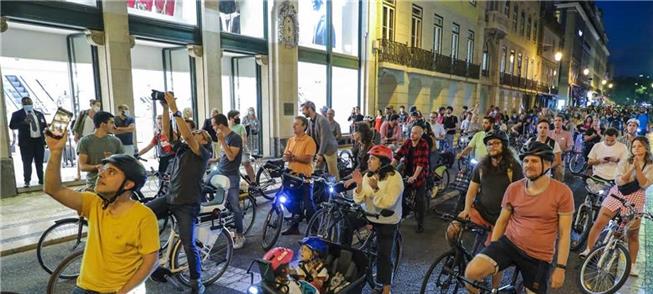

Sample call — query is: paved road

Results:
[1,172,650,293]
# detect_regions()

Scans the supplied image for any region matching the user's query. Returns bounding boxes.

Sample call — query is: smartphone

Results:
[46,107,74,139]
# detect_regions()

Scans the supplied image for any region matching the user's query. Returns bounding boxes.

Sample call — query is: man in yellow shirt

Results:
[44,131,159,294]
[281,116,317,235]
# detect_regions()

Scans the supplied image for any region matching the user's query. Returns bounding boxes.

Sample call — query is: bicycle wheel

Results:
[579,243,631,294]
[305,208,340,242]
[158,215,174,250]
[569,153,586,175]
[37,218,88,275]
[261,205,283,251]
[172,227,234,287]
[420,251,461,294]
[256,168,281,200]
[571,205,593,251]
[241,194,257,235]
[46,250,84,294]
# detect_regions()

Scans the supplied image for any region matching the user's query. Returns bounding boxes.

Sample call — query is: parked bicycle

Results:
[570,176,612,251]
[578,194,653,294]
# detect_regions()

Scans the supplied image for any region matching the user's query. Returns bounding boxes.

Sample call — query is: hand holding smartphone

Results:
[45,107,74,139]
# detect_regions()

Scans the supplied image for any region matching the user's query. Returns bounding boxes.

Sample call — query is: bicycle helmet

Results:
[482,130,509,145]
[98,154,147,209]
[368,145,393,160]
[299,237,328,258]
[519,141,554,162]
[627,118,640,126]
[263,247,294,273]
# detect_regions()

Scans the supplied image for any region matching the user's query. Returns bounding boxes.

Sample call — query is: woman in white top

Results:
[581,136,653,276]
[352,145,403,294]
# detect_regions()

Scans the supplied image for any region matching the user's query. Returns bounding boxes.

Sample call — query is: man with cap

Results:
[9,97,47,187]
[301,100,340,180]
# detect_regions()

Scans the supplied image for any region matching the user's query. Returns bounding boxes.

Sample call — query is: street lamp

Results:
[608,83,613,89]
[554,52,563,62]
[602,80,607,85]
[583,68,590,76]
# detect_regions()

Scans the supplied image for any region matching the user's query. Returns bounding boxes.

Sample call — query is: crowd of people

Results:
[27,89,653,294]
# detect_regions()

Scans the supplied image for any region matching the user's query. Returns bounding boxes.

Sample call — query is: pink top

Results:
[380,121,401,143]
[548,129,574,152]
[502,179,574,262]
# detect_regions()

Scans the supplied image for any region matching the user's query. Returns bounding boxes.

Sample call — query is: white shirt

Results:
[431,123,446,149]
[82,114,95,136]
[588,141,629,180]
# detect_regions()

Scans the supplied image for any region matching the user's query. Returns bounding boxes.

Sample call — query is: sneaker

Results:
[630,264,639,277]
[234,235,246,249]
[579,248,590,259]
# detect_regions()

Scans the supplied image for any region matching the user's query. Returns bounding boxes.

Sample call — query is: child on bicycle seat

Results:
[291,237,329,293]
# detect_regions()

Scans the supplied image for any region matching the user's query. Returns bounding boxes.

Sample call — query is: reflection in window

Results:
[299,0,335,50]
[219,0,264,38]
[332,67,358,133]
[298,62,327,112]
[433,14,443,54]
[411,5,422,48]
[128,0,197,25]
[332,0,359,55]
[382,0,395,41]
[451,23,460,59]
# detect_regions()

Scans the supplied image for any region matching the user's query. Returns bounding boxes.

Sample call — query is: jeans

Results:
[373,222,398,286]
[147,197,202,280]
[282,178,314,224]
[445,133,455,152]
[404,185,427,226]
[225,174,243,234]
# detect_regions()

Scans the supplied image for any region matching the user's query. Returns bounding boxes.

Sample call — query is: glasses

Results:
[486,141,502,147]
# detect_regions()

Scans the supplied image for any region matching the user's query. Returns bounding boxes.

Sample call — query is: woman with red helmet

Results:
[352,144,403,294]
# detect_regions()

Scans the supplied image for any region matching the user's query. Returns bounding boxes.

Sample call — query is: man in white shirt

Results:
[430,112,446,150]
[587,128,628,181]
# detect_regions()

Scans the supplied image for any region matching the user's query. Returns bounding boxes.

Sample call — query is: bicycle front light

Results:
[247,286,260,294]
[470,158,479,165]
[329,186,335,193]
[279,194,289,204]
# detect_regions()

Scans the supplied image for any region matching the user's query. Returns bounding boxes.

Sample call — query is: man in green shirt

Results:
[457,116,492,162]
[228,110,255,182]
[77,111,125,190]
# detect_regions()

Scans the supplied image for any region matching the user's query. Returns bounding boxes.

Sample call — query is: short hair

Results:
[295,116,309,131]
[483,116,493,122]
[227,110,240,120]
[447,106,454,111]
[439,107,446,112]
[301,101,316,111]
[21,97,31,104]
[93,111,114,128]
[89,99,97,105]
[389,114,400,121]
[185,119,196,130]
[538,119,550,126]
[554,114,565,120]
[212,114,229,127]
[118,104,129,111]
[604,128,618,137]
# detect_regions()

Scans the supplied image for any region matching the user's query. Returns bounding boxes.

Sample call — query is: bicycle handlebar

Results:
[133,154,148,162]
[433,210,490,232]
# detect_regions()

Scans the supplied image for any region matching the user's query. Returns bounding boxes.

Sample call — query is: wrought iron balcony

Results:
[467,63,481,79]
[434,54,452,74]
[378,39,411,66]
[409,46,435,71]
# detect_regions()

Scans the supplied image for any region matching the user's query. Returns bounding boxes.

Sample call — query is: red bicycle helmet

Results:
[263,247,294,272]
[367,145,393,160]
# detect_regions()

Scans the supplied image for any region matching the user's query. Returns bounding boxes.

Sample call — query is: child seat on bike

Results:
[201,173,230,214]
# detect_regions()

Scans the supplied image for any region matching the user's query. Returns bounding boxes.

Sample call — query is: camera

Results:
[151,90,172,101]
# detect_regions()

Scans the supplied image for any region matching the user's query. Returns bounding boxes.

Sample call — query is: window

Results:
[332,0,360,55]
[509,50,515,74]
[433,14,443,54]
[500,47,507,73]
[466,30,474,63]
[526,16,531,40]
[332,67,359,132]
[451,23,460,59]
[520,12,525,36]
[298,62,327,111]
[517,53,523,77]
[533,21,538,42]
[128,0,197,25]
[411,5,423,48]
[219,0,265,38]
[382,0,395,40]
[504,1,510,16]
[482,44,489,73]
[512,5,518,31]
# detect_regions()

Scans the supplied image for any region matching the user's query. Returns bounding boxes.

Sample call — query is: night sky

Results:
[595,1,653,77]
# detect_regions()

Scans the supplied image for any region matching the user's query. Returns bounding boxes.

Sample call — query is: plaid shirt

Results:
[395,138,430,188]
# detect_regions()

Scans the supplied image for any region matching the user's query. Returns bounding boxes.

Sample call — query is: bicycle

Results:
[253,156,284,200]
[203,172,258,235]
[47,208,234,293]
[578,194,653,294]
[570,176,612,251]
[420,211,521,293]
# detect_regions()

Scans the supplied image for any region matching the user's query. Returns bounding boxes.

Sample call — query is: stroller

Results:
[246,241,370,294]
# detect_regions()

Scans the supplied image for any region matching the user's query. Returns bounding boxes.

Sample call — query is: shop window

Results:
[332,0,359,55]
[298,62,327,112]
[411,5,422,48]
[128,0,197,25]
[433,14,443,54]
[331,67,358,133]
[219,0,265,38]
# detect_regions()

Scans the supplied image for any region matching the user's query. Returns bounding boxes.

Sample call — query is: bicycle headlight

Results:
[248,286,260,294]
[329,186,335,194]
[279,194,289,204]
[470,158,478,165]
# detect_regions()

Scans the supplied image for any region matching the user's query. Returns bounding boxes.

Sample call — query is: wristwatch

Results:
[555,263,567,270]
[172,111,182,118]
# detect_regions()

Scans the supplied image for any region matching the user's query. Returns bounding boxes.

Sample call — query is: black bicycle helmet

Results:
[519,141,554,162]
[101,154,147,191]
[483,130,509,145]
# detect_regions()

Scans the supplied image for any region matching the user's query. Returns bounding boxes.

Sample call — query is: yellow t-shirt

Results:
[285,134,317,176]
[77,192,160,292]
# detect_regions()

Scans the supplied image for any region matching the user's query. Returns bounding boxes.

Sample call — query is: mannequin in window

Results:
[312,0,335,47]
[219,0,241,34]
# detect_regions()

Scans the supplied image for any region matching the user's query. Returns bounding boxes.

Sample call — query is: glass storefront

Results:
[332,0,359,55]
[128,0,197,25]
[298,62,327,111]
[331,66,358,130]
[219,0,265,38]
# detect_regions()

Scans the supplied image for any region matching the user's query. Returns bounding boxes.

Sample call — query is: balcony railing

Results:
[378,39,481,79]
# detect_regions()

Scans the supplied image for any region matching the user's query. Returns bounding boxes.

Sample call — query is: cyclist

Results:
[446,130,523,288]
[281,116,317,235]
[464,142,574,294]
[526,119,562,177]
[392,125,430,233]
[581,136,653,276]
[618,118,639,149]
[457,116,492,162]
[301,101,340,180]
[44,132,158,294]
[548,115,574,181]
[352,145,403,294]
[147,92,212,293]
[587,127,628,181]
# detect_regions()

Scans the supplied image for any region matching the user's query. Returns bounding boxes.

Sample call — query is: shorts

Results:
[478,236,552,294]
[467,207,493,246]
[602,185,645,215]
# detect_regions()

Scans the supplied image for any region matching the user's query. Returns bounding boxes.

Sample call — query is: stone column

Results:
[194,0,222,120]
[265,0,299,157]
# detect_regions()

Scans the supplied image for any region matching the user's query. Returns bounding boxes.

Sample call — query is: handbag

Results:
[618,162,647,195]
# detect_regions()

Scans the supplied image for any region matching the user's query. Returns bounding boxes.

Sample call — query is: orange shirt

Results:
[285,133,317,176]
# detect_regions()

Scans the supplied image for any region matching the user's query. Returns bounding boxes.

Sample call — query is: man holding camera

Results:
[146,92,212,294]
